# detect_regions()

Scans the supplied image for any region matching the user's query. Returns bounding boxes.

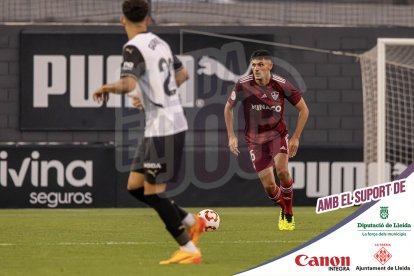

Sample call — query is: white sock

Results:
[182,213,196,228]
[180,241,198,253]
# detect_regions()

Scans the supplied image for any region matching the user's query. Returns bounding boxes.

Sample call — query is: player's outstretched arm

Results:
[93,76,136,104]
[224,102,240,156]
[289,98,309,158]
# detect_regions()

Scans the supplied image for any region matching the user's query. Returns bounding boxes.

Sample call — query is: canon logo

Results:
[295,254,350,267]
[0,151,92,188]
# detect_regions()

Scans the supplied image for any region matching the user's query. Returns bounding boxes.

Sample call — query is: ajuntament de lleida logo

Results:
[380,206,389,219]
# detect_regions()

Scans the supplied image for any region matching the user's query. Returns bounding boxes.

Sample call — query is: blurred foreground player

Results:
[224,50,309,230]
[93,0,205,264]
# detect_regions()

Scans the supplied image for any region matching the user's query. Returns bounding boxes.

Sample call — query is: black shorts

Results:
[130,131,185,184]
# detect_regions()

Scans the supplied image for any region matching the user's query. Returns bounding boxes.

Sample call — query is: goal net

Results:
[360,38,414,184]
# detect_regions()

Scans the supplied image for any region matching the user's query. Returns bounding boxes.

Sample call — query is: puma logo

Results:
[197,56,251,82]
[147,169,158,177]
[125,47,134,54]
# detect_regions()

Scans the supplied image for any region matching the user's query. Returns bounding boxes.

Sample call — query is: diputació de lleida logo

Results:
[380,206,389,219]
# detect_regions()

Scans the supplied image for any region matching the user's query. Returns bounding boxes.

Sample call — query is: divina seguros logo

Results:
[0,151,93,208]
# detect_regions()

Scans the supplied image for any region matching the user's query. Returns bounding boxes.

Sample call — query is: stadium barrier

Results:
[0,143,370,208]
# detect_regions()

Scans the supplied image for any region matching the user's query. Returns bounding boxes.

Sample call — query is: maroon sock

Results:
[268,186,286,210]
[280,179,293,215]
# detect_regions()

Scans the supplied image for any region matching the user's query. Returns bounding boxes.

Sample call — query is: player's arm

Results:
[289,98,309,158]
[224,102,240,156]
[93,77,136,104]
[93,45,143,104]
[175,67,189,87]
[173,55,189,87]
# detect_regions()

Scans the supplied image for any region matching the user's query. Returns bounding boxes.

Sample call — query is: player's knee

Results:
[276,170,290,183]
[264,184,276,196]
[260,180,276,194]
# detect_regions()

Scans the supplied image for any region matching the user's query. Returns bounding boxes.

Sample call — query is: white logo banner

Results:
[238,170,414,275]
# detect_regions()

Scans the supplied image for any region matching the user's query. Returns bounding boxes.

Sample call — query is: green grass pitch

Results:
[0,207,357,275]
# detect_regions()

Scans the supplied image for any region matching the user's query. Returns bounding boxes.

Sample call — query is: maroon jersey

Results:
[227,74,302,144]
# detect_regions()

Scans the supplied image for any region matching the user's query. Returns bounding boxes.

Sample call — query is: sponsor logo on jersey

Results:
[251,104,281,112]
[143,162,162,169]
[122,61,134,71]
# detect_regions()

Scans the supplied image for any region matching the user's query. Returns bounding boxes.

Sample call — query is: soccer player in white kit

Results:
[93,0,205,264]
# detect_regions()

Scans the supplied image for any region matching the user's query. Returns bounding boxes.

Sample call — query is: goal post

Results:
[361,38,414,185]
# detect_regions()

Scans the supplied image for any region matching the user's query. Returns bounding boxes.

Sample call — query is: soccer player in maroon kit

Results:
[224,50,309,230]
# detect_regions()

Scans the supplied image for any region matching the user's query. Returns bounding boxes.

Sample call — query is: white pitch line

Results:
[0,240,307,247]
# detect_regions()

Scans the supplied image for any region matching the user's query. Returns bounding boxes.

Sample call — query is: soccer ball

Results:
[197,209,220,231]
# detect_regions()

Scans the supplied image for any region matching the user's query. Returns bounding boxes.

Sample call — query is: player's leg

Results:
[249,142,286,230]
[127,171,192,225]
[249,142,285,208]
[128,138,193,227]
[141,133,202,264]
[267,135,294,230]
[257,167,286,230]
[128,169,200,261]
[142,182,201,264]
[127,171,147,203]
[163,131,205,245]
[274,152,295,230]
[129,155,192,248]
[128,141,148,203]
[274,152,293,215]
[257,167,285,208]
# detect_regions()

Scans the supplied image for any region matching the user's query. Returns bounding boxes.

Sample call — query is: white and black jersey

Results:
[120,32,188,137]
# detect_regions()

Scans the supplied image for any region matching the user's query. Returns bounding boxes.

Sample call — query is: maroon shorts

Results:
[247,135,288,173]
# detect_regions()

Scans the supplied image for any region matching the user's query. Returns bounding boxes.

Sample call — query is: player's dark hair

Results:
[122,0,149,23]
[250,49,272,60]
